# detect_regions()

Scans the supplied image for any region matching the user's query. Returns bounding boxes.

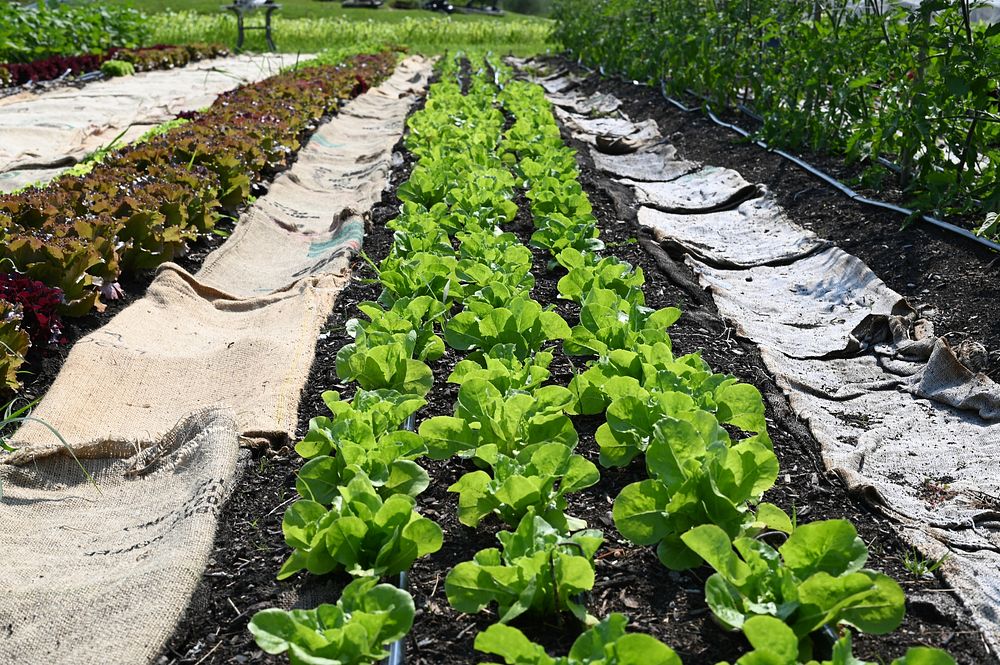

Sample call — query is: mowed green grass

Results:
[114,0,534,22]
[109,0,552,55]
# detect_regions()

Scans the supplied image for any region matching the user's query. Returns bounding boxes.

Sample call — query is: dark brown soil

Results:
[565,65,1000,379]
[156,62,996,665]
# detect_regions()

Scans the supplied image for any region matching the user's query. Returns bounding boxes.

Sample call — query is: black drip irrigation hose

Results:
[386,571,408,665]
[384,412,417,665]
[582,59,1000,255]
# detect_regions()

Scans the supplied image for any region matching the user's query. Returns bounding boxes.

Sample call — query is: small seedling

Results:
[902,549,948,579]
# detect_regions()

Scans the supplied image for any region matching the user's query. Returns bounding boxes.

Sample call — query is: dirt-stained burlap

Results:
[6,267,346,457]
[590,143,699,183]
[538,75,1000,653]
[0,56,432,665]
[673,206,1000,653]
[0,54,299,192]
[197,55,429,297]
[0,410,239,665]
[547,90,622,116]
[620,166,760,213]
[638,194,829,267]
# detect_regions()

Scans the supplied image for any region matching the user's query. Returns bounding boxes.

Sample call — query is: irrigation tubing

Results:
[652,79,1000,254]
[384,413,418,665]
[584,60,1000,254]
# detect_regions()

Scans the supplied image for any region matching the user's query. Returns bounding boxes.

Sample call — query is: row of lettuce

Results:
[248,56,955,665]
[552,0,1000,234]
[0,51,397,394]
[0,43,230,88]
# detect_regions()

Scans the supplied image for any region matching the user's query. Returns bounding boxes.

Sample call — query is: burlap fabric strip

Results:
[0,56,432,665]
[0,54,299,192]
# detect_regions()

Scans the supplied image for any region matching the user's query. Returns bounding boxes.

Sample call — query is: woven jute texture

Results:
[0,410,239,665]
[0,56,432,665]
[0,54,298,192]
[542,83,1000,654]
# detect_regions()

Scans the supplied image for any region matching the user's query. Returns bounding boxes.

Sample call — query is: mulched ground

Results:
[562,65,1000,379]
[154,61,996,665]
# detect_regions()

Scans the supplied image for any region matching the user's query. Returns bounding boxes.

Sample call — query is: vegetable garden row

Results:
[239,55,963,665]
[0,43,230,89]
[0,52,394,394]
[0,2,226,88]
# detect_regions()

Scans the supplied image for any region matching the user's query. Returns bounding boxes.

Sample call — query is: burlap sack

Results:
[678,209,1000,653]
[0,410,239,665]
[0,54,298,191]
[619,166,759,212]
[547,90,622,116]
[0,56,432,665]
[198,55,430,297]
[6,266,346,457]
[638,195,829,267]
[590,143,699,182]
[688,247,910,358]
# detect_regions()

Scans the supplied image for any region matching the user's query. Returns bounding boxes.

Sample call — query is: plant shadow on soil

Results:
[156,62,994,665]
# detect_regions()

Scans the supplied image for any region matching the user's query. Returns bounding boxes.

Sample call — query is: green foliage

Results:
[418,378,577,459]
[99,59,135,78]
[249,577,414,665]
[719,616,956,665]
[448,350,553,394]
[142,11,551,56]
[444,294,570,361]
[445,511,602,622]
[449,441,599,530]
[552,0,1000,227]
[0,52,396,319]
[348,297,447,362]
[0,302,29,393]
[555,248,645,304]
[279,471,442,579]
[612,413,779,570]
[681,519,905,655]
[295,390,428,500]
[296,389,424,459]
[475,613,682,665]
[575,346,767,464]
[563,288,681,357]
[0,3,148,63]
[335,335,434,396]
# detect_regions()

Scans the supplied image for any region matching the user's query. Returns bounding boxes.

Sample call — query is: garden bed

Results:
[160,56,994,665]
[550,62,1000,379]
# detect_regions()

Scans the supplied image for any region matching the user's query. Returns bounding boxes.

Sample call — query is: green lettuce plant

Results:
[555,248,646,305]
[335,334,433,396]
[612,412,780,570]
[720,616,955,665]
[347,296,447,362]
[681,519,906,656]
[418,378,577,459]
[475,613,682,665]
[249,577,414,665]
[449,441,600,530]
[445,511,603,622]
[564,288,681,357]
[278,472,442,580]
[444,295,571,361]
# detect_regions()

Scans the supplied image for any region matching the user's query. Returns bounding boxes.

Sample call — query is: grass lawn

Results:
[112,0,538,22]
[115,0,553,55]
